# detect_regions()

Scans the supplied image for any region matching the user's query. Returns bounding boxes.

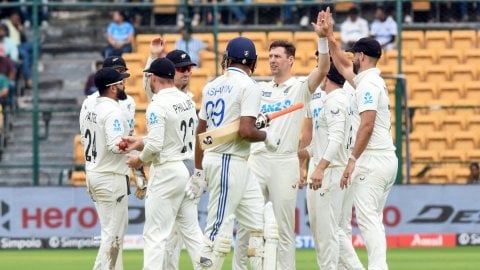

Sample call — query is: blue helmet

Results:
[225,37,257,63]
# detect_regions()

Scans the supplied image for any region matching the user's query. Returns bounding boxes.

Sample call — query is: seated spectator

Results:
[468,162,480,184]
[340,7,369,50]
[103,10,134,58]
[0,73,12,130]
[0,44,17,111]
[84,60,104,96]
[175,26,215,67]
[370,6,397,51]
[2,9,33,89]
[0,23,19,62]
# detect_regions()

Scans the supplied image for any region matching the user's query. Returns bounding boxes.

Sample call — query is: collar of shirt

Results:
[226,67,248,76]
[271,76,296,88]
[96,96,119,105]
[152,87,179,98]
[353,68,380,86]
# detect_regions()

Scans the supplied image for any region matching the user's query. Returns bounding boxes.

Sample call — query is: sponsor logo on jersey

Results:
[330,108,340,115]
[312,92,322,99]
[113,119,122,132]
[363,92,373,105]
[260,99,293,113]
[262,91,272,97]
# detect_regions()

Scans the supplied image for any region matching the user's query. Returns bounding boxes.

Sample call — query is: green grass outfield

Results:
[1,247,480,270]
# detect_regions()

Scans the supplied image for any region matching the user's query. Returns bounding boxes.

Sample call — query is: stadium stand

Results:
[70,27,480,185]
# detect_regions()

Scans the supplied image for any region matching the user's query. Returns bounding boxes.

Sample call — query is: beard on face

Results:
[353,60,360,74]
[116,87,127,100]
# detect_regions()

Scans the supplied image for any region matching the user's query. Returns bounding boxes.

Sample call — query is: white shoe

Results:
[177,13,185,27]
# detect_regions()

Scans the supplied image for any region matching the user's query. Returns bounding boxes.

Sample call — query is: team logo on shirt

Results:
[148,112,159,125]
[330,108,340,116]
[181,53,187,59]
[113,119,122,132]
[363,92,374,105]
[244,50,250,57]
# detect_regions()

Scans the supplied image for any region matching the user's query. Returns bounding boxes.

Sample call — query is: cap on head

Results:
[166,50,197,67]
[94,67,129,92]
[347,37,382,59]
[326,62,346,86]
[103,56,128,70]
[143,58,175,79]
[226,37,257,63]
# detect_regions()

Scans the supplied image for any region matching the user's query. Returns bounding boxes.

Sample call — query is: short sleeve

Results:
[241,82,261,117]
[356,82,380,113]
[107,23,115,35]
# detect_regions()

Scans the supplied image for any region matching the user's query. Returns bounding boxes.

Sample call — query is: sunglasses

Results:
[176,66,193,73]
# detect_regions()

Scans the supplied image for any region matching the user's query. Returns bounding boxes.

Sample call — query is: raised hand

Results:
[150,36,165,58]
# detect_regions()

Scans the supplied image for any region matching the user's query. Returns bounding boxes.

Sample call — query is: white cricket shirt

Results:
[340,17,369,45]
[370,16,398,51]
[140,87,198,165]
[198,67,260,157]
[350,68,396,151]
[310,88,350,167]
[80,97,129,175]
[251,77,311,155]
[80,92,136,136]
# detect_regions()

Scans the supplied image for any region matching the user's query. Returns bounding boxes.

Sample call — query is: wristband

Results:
[318,37,329,54]
[349,154,357,162]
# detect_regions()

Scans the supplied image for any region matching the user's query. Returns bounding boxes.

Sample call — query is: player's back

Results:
[82,97,129,175]
[199,67,260,157]
[147,88,198,164]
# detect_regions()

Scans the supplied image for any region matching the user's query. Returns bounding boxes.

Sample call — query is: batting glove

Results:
[255,113,270,129]
[264,131,281,152]
[185,169,207,200]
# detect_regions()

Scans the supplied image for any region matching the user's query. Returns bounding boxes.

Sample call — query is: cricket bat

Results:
[198,102,304,150]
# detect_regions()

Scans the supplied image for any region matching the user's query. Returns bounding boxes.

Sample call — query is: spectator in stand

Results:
[340,7,369,50]
[0,44,15,129]
[18,0,49,28]
[0,23,19,62]
[84,60,104,96]
[103,10,134,58]
[0,73,8,100]
[2,9,33,89]
[370,6,397,51]
[468,162,480,184]
[175,26,215,67]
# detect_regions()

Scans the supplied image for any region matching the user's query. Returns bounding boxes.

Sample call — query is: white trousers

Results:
[143,161,203,270]
[306,160,364,270]
[233,152,298,270]
[87,172,129,270]
[352,152,397,270]
[203,153,264,250]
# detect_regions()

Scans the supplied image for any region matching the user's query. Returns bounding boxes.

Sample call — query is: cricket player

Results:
[123,58,203,269]
[187,37,281,270]
[79,56,147,195]
[299,63,364,270]
[233,10,331,270]
[322,8,398,270]
[79,68,130,270]
[163,49,199,270]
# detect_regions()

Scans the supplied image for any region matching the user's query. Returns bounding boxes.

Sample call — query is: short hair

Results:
[269,40,296,58]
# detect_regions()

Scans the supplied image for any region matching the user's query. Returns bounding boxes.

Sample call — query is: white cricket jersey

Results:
[80,97,129,175]
[140,87,198,165]
[306,87,324,159]
[350,68,396,151]
[310,88,350,167]
[340,17,369,44]
[251,76,311,155]
[80,92,136,136]
[198,67,260,157]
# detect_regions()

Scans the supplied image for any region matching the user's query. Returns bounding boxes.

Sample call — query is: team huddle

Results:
[79,7,397,270]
